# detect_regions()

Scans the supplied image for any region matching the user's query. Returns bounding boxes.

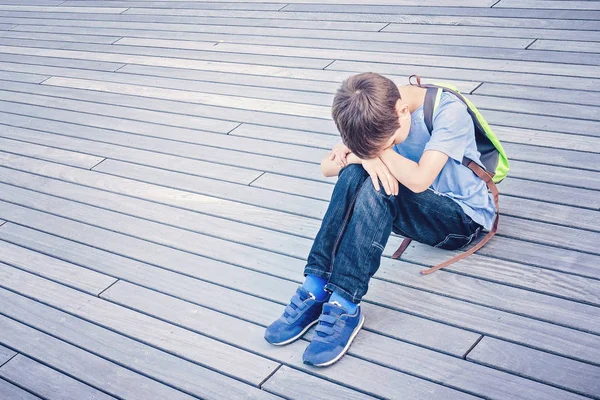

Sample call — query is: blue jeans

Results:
[304,164,481,303]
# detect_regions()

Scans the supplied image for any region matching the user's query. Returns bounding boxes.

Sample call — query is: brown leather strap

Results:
[420,161,499,275]
[391,237,412,259]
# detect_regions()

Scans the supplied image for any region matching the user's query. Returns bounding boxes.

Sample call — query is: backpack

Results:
[391,75,509,275]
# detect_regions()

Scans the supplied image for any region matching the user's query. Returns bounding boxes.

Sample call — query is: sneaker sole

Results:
[267,319,319,346]
[312,314,365,367]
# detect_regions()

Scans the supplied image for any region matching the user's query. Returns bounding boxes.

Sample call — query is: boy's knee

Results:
[337,164,367,184]
[355,179,393,209]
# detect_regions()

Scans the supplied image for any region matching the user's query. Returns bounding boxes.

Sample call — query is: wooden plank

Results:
[0,5,129,13]
[0,164,312,259]
[0,112,325,185]
[0,0,63,4]
[121,8,600,30]
[0,222,482,359]
[0,125,262,186]
[0,52,126,71]
[0,30,123,45]
[0,345,15,366]
[382,22,600,42]
[0,355,117,400]
[0,239,117,295]
[328,60,600,93]
[0,289,282,400]
[494,126,600,154]
[0,80,338,135]
[281,4,600,19]
[500,179,600,209]
[0,137,105,169]
[209,41,600,77]
[102,281,589,400]
[374,257,600,334]
[495,0,600,10]
[0,152,320,238]
[115,0,498,5]
[467,337,600,399]
[112,26,534,49]
[499,215,600,257]
[0,11,389,32]
[262,365,378,400]
[43,76,331,119]
[0,86,240,134]
[470,94,600,122]
[1,18,533,49]
[507,160,600,190]
[502,143,600,172]
[1,268,476,400]
[0,70,48,83]
[531,39,600,54]
[0,309,201,399]
[477,237,600,281]
[63,1,288,11]
[0,37,335,70]
[230,124,339,149]
[0,59,339,96]
[475,83,600,107]
[0,379,41,400]
[96,159,326,219]
[0,263,279,385]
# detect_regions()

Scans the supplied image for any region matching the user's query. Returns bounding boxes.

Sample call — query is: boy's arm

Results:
[379,149,448,193]
[320,152,362,177]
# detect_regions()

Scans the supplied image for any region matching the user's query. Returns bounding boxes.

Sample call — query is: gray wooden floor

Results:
[0,0,599,399]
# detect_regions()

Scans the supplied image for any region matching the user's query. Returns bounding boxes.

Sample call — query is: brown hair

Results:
[331,72,401,159]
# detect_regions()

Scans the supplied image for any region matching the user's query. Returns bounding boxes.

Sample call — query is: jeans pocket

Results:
[434,231,477,250]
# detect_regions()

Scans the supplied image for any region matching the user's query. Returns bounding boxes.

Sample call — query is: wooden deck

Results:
[0,0,598,399]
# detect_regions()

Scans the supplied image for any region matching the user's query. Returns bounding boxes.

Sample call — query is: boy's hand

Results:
[362,157,399,196]
[328,144,351,168]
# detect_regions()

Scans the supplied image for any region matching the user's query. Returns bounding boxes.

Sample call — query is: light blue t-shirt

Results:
[393,92,496,231]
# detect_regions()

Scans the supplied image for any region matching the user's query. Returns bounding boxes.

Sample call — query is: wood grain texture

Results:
[0,289,283,400]
[0,305,200,400]
[467,337,600,399]
[0,264,280,386]
[0,379,42,400]
[0,355,117,400]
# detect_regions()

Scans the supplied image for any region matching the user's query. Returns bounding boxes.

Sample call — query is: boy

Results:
[264,72,496,367]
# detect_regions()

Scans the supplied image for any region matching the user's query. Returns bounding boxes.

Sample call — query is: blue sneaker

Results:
[302,301,364,367]
[264,287,329,346]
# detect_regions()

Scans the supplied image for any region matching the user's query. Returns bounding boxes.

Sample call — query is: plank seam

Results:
[120,8,130,15]
[258,363,283,389]
[490,0,502,7]
[378,23,391,32]
[469,82,484,94]
[0,352,17,369]
[0,221,5,228]
[96,279,120,298]
[248,172,266,186]
[37,77,51,85]
[278,4,289,12]
[525,38,538,50]
[226,122,243,135]
[111,37,124,45]
[89,158,106,171]
[322,60,336,70]
[461,334,484,360]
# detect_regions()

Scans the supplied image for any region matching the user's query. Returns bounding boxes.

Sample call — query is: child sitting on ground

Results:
[264,72,496,367]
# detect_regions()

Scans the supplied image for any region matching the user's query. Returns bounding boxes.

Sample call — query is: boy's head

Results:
[332,72,410,159]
